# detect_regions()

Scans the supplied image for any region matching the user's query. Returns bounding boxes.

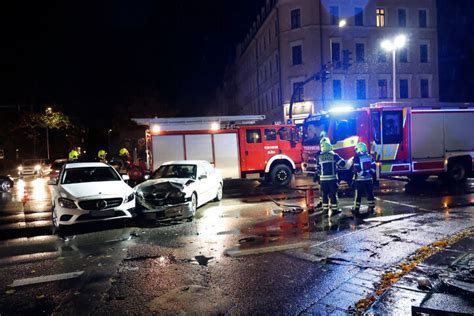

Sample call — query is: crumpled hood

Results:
[61,181,132,199]
[134,178,194,192]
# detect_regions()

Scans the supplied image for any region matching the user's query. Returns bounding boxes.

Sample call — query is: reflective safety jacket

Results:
[315,151,345,181]
[353,153,376,181]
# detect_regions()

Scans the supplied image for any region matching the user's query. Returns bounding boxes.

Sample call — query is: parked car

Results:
[49,162,135,228]
[49,158,68,180]
[134,160,223,220]
[18,159,46,178]
[0,175,14,192]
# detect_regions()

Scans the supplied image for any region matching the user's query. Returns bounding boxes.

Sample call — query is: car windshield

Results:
[152,164,197,179]
[61,167,121,184]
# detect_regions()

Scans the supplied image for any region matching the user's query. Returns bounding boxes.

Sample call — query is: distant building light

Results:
[338,19,347,28]
[211,122,220,131]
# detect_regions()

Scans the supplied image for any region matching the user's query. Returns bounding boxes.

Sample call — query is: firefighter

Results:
[315,139,345,214]
[97,149,107,163]
[352,142,376,218]
[118,147,131,172]
[68,150,80,162]
[314,136,331,210]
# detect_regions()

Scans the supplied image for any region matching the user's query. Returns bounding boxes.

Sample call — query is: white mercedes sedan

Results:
[49,162,135,228]
[134,160,223,220]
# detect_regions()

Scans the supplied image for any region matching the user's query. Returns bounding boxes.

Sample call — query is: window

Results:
[420,79,429,98]
[356,80,366,99]
[398,9,407,27]
[333,80,342,100]
[420,44,428,63]
[291,9,301,29]
[331,42,341,64]
[378,79,388,99]
[356,43,365,63]
[371,112,381,144]
[355,7,364,26]
[334,118,357,142]
[382,111,403,144]
[293,82,304,102]
[399,48,408,63]
[278,127,292,141]
[292,45,302,65]
[376,8,385,27]
[246,129,262,144]
[265,129,277,141]
[330,6,339,25]
[378,50,388,63]
[419,9,427,28]
[400,79,409,98]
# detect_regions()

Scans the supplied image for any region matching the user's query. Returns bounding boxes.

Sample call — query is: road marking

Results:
[225,241,310,257]
[9,271,84,287]
[363,213,418,223]
[375,197,432,212]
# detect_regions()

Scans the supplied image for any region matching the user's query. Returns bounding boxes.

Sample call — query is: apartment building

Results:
[225,0,438,123]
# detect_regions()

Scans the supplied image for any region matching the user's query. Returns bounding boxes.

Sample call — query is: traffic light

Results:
[321,64,331,82]
[342,49,352,70]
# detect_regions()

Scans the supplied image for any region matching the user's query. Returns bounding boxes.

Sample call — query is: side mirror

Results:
[198,174,207,180]
[47,179,57,186]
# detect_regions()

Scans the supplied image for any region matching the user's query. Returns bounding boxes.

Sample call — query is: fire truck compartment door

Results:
[213,133,240,179]
[185,134,213,162]
[411,113,444,159]
[152,135,185,170]
[444,112,474,152]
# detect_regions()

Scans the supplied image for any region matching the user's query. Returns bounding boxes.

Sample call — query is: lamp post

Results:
[45,107,52,160]
[381,35,407,102]
[107,129,112,151]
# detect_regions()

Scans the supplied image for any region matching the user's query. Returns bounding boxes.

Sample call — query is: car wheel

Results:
[0,180,11,192]
[270,164,292,187]
[448,162,467,183]
[187,193,197,221]
[214,183,223,201]
[51,206,60,233]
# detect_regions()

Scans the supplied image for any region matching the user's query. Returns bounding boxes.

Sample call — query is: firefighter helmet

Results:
[355,142,368,154]
[98,149,107,160]
[119,148,129,157]
[320,136,330,145]
[320,140,333,153]
[69,150,79,161]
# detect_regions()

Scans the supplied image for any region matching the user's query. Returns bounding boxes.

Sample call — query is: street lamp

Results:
[45,107,53,160]
[381,35,407,102]
[107,129,113,151]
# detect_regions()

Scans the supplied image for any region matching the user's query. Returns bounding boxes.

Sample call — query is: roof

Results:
[161,160,209,166]
[64,162,109,169]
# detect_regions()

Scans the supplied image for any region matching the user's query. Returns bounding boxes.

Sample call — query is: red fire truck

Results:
[132,116,302,186]
[301,103,474,183]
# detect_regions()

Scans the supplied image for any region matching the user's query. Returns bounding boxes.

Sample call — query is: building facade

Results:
[224,0,438,123]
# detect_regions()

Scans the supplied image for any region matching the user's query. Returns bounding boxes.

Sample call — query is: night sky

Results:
[0,0,265,118]
[0,0,473,120]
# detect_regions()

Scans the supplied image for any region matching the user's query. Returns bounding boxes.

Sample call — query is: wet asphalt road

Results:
[0,176,472,315]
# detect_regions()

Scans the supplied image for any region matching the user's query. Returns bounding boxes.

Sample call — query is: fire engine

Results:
[301,103,474,183]
[132,116,302,186]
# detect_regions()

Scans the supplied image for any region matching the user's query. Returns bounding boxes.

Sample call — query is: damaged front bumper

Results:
[136,197,193,220]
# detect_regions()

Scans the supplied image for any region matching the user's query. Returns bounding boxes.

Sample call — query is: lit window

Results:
[376,8,385,27]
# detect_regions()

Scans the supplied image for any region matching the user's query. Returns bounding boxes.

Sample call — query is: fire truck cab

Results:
[302,103,474,183]
[132,116,302,186]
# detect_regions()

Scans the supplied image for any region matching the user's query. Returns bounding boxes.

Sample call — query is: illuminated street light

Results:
[338,19,347,28]
[381,35,407,102]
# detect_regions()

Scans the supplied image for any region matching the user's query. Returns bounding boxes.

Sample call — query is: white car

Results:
[134,160,223,220]
[49,162,135,228]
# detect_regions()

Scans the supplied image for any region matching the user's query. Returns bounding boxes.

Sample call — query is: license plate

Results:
[90,209,115,217]
[165,207,182,217]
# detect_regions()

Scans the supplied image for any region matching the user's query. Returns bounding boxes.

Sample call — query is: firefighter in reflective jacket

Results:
[315,140,345,214]
[352,142,376,217]
[314,136,331,209]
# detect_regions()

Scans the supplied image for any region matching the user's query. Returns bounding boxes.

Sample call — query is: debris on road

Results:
[8,271,84,288]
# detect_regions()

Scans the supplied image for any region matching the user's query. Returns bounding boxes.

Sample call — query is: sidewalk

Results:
[368,231,474,315]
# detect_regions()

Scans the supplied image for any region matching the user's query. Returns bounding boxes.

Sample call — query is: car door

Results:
[203,162,219,201]
[196,164,212,205]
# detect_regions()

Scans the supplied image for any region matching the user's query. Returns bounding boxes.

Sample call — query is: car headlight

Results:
[168,191,185,199]
[124,193,135,203]
[18,166,23,171]
[34,165,41,171]
[58,198,77,209]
